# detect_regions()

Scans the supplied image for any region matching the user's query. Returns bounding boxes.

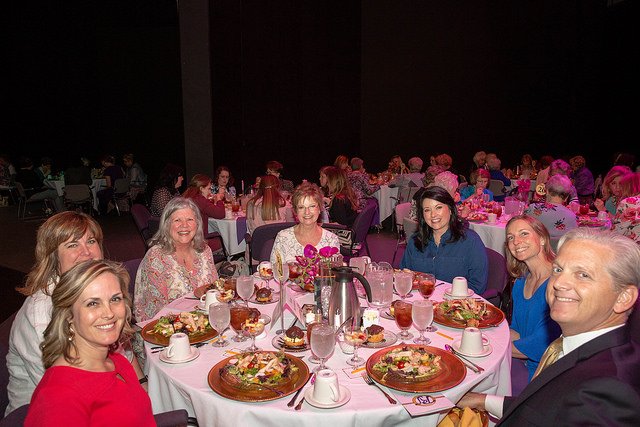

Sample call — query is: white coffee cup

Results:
[451,277,469,297]
[487,212,497,224]
[459,327,488,355]
[166,332,191,360]
[313,369,341,404]
[200,289,218,311]
[597,211,608,221]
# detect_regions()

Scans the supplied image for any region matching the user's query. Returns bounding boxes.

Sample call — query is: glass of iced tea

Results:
[416,273,436,299]
[229,302,250,342]
[394,300,414,341]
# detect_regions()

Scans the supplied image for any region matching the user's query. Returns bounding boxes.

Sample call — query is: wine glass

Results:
[416,273,436,299]
[208,302,230,347]
[394,300,414,341]
[412,300,432,345]
[243,316,265,352]
[229,302,250,342]
[343,321,368,367]
[236,275,254,304]
[394,271,413,300]
[310,323,335,372]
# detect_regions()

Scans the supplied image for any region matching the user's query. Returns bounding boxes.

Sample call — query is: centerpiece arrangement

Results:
[288,244,339,292]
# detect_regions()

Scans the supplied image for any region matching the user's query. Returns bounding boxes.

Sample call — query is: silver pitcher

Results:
[327,266,372,328]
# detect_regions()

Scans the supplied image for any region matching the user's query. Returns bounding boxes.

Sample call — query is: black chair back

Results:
[0,312,18,416]
[482,247,509,307]
[246,222,297,272]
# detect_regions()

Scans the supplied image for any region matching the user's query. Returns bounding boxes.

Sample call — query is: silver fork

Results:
[361,373,397,404]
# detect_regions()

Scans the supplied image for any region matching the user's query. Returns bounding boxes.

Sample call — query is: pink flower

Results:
[319,246,338,258]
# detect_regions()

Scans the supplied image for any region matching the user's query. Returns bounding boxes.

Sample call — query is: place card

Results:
[394,391,455,417]
[342,366,367,379]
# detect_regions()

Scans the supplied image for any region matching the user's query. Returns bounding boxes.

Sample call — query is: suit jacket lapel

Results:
[500,326,628,423]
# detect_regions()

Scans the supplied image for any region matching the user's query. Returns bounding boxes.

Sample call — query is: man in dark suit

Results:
[459,228,640,425]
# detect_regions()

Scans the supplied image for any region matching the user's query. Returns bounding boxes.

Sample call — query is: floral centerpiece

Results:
[515,179,531,202]
[289,244,339,292]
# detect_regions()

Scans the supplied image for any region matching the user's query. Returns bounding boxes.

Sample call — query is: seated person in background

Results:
[460,168,493,202]
[524,174,578,247]
[263,160,295,193]
[34,157,53,183]
[487,156,511,203]
[320,166,359,227]
[334,154,351,172]
[548,159,579,204]
[400,186,488,294]
[149,163,184,217]
[246,174,294,234]
[6,212,127,415]
[270,182,339,266]
[594,165,632,216]
[64,157,92,186]
[569,155,595,205]
[515,153,537,179]
[468,150,488,182]
[388,156,425,202]
[15,156,64,213]
[134,197,218,322]
[123,153,147,203]
[0,154,16,187]
[96,154,125,215]
[505,215,561,381]
[182,173,226,252]
[347,157,380,211]
[387,154,409,175]
[435,153,466,184]
[611,171,640,244]
[211,165,236,201]
[459,229,640,425]
[25,260,155,426]
[535,154,554,186]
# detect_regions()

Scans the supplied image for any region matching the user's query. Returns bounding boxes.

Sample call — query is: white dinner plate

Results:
[159,347,201,364]
[304,385,351,409]
[451,339,493,358]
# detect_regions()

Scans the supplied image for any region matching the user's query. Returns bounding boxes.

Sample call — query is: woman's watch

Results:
[139,375,149,385]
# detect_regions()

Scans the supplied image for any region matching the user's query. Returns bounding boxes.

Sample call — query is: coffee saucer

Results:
[304,385,351,409]
[443,288,475,299]
[159,347,200,364]
[451,339,492,357]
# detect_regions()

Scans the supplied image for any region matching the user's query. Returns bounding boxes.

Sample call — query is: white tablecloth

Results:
[143,283,512,427]
[46,178,106,211]
[373,185,399,225]
[468,220,507,256]
[208,215,247,256]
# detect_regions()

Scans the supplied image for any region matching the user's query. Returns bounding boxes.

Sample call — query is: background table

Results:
[142,282,512,427]
[373,185,399,225]
[468,220,507,256]
[208,215,247,256]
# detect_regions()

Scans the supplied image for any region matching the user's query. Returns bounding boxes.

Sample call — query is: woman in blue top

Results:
[460,168,494,202]
[505,214,561,382]
[400,186,488,295]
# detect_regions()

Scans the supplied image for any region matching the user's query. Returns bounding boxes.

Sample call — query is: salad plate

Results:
[366,344,465,393]
[434,300,505,329]
[141,312,217,346]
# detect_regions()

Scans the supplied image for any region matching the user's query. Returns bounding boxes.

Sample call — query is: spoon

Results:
[444,344,484,373]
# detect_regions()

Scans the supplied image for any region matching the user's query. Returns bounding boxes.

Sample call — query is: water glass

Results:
[208,303,230,347]
[368,268,394,310]
[310,323,335,372]
[411,300,432,345]
[236,275,254,303]
[394,271,413,300]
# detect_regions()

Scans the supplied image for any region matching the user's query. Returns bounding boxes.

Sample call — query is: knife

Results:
[287,372,315,407]
[444,344,485,373]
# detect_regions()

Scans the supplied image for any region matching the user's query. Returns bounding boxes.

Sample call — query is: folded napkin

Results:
[437,407,486,427]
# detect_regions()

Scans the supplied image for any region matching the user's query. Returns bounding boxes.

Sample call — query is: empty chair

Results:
[489,179,506,200]
[482,247,509,307]
[63,184,93,215]
[245,222,297,273]
[14,182,52,220]
[391,202,412,265]
[323,198,378,261]
[111,178,131,216]
[122,258,143,323]
[131,204,158,250]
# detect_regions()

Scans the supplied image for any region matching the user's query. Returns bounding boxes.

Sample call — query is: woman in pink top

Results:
[25,260,155,426]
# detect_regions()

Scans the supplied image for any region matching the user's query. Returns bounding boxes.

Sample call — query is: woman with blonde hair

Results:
[246,174,294,234]
[594,165,632,215]
[25,260,155,426]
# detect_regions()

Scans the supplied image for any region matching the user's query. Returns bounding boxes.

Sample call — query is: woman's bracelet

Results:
[139,375,148,385]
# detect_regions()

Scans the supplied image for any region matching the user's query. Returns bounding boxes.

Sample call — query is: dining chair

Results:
[14,182,52,220]
[244,222,297,272]
[111,178,131,216]
[130,203,159,250]
[323,198,379,262]
[0,312,18,416]
[488,179,506,199]
[63,184,93,215]
[391,202,412,266]
[482,247,509,307]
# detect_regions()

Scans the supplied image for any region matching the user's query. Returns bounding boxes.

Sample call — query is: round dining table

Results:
[142,280,512,427]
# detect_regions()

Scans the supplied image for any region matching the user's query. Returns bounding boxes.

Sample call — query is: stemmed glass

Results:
[310,323,335,372]
[236,275,254,305]
[344,321,368,367]
[394,300,414,341]
[243,316,265,352]
[394,271,413,300]
[208,302,230,347]
[411,300,432,345]
[229,301,250,342]
[274,263,289,335]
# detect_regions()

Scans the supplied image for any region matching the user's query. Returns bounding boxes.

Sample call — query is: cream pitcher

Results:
[327,266,372,328]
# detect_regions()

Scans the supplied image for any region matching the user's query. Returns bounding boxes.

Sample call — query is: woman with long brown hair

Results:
[245,174,293,234]
[320,166,359,227]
